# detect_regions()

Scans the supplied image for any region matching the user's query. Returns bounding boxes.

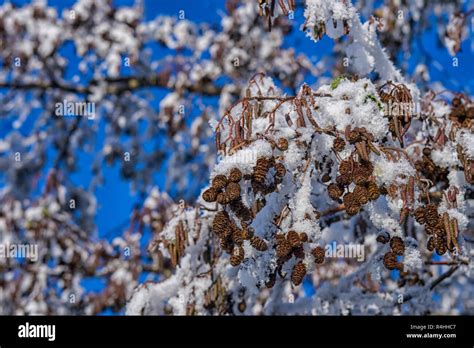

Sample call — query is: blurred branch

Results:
[0,72,223,97]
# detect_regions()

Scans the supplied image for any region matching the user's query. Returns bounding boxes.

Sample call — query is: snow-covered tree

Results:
[0,0,472,315]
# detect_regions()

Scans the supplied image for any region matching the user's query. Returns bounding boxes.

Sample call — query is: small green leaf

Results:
[330,75,346,90]
[364,94,384,111]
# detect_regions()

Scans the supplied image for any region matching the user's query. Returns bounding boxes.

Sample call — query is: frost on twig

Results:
[303,0,405,83]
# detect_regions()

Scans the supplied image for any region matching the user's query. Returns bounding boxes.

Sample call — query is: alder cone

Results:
[250,236,268,251]
[311,246,325,264]
[451,97,461,107]
[274,162,286,178]
[216,192,230,205]
[427,237,435,252]
[336,173,352,186]
[414,207,426,224]
[253,158,272,183]
[226,182,241,202]
[422,147,432,156]
[220,224,232,239]
[435,235,448,255]
[229,168,243,183]
[425,204,440,225]
[291,262,307,286]
[327,183,343,201]
[202,187,218,202]
[212,175,228,190]
[348,130,362,144]
[345,204,360,216]
[467,106,474,119]
[367,181,380,200]
[424,224,440,236]
[212,211,230,236]
[376,233,390,244]
[383,251,400,270]
[230,247,245,266]
[343,192,360,216]
[390,236,405,256]
[232,227,244,246]
[277,137,289,151]
[265,272,276,289]
[287,230,301,247]
[353,184,369,205]
[242,227,254,240]
[353,166,370,185]
[276,239,293,259]
[238,301,246,313]
[321,173,331,183]
[275,233,286,243]
[426,217,441,228]
[339,160,352,175]
[333,137,346,152]
[299,232,308,243]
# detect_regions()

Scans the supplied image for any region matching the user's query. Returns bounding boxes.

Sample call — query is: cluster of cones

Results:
[327,155,381,216]
[414,204,460,256]
[377,234,405,271]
